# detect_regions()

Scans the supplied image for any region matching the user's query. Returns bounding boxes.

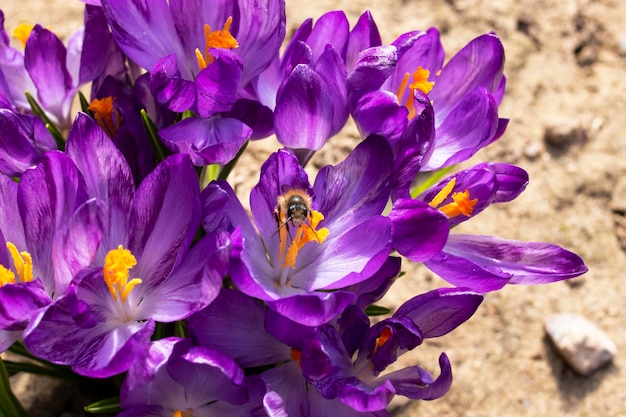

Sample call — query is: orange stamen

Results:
[396,66,435,119]
[428,178,477,218]
[88,97,121,138]
[278,210,328,269]
[195,17,239,71]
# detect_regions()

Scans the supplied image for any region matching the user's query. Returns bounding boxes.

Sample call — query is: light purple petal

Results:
[0,110,54,176]
[149,54,196,112]
[267,291,355,327]
[0,175,24,250]
[128,154,200,286]
[159,116,251,166]
[306,11,349,62]
[0,279,50,331]
[345,11,382,72]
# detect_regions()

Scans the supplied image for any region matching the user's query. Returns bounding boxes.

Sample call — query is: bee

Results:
[274,189,314,239]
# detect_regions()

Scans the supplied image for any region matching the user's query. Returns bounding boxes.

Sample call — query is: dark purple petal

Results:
[393,287,483,338]
[345,11,382,71]
[315,46,348,137]
[0,110,55,176]
[159,116,251,165]
[430,33,505,121]
[306,11,349,63]
[224,98,274,140]
[101,0,189,77]
[79,5,112,84]
[267,291,355,327]
[234,0,286,85]
[352,91,408,142]
[128,154,200,285]
[187,289,291,368]
[24,26,74,126]
[168,341,247,405]
[388,199,449,262]
[486,162,529,203]
[344,256,402,311]
[383,353,452,400]
[194,49,242,117]
[0,279,50,331]
[264,308,316,351]
[149,54,196,112]
[274,64,334,150]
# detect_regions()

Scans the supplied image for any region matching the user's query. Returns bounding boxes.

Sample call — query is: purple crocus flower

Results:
[0,6,111,130]
[300,288,483,412]
[390,162,587,291]
[22,117,227,377]
[348,28,507,172]
[252,10,381,164]
[0,94,56,177]
[202,136,397,326]
[99,0,285,164]
[118,337,284,417]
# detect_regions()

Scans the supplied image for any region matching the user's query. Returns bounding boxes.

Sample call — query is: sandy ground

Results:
[2,0,625,416]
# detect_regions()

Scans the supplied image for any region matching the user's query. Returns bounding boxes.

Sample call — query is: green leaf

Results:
[78,90,92,114]
[140,109,169,163]
[364,305,392,316]
[410,166,454,199]
[84,397,121,414]
[24,91,65,151]
[0,359,28,417]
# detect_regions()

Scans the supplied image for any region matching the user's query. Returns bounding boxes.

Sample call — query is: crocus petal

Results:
[235,0,286,85]
[422,87,499,170]
[0,175,24,250]
[195,49,242,117]
[128,154,200,285]
[77,5,112,84]
[187,289,291,368]
[224,98,274,140]
[345,10,382,72]
[0,14,36,109]
[66,112,135,251]
[382,353,452,400]
[149,54,196,112]
[274,64,334,150]
[425,234,588,291]
[388,199,449,262]
[18,152,88,295]
[101,0,189,77]
[267,291,355,327]
[430,33,505,121]
[24,26,74,127]
[0,329,20,353]
[0,279,50,331]
[159,116,251,166]
[135,232,228,322]
[315,46,348,136]
[352,91,408,142]
[394,287,483,338]
[0,110,55,176]
[306,11,349,62]
[314,135,392,230]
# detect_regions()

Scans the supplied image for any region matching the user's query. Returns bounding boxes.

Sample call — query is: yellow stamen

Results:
[172,410,195,417]
[12,23,35,48]
[102,245,142,303]
[278,210,328,269]
[396,66,435,119]
[409,66,434,95]
[195,17,239,71]
[428,178,477,218]
[88,97,121,138]
[0,265,16,286]
[6,242,33,283]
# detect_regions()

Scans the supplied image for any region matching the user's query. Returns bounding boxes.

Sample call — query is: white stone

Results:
[544,313,617,375]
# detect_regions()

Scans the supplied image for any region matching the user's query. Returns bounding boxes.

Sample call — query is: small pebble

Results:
[544,313,617,375]
[543,120,587,148]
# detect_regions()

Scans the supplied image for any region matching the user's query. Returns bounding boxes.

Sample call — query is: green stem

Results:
[24,91,65,151]
[410,166,454,199]
[140,109,169,163]
[0,359,28,417]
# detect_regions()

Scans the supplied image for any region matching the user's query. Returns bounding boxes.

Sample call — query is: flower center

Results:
[88,97,121,138]
[277,208,328,270]
[173,409,196,417]
[428,177,477,218]
[12,23,35,47]
[396,66,435,119]
[1,242,34,286]
[195,17,239,71]
[102,245,142,303]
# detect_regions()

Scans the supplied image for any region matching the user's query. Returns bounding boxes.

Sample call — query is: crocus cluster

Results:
[0,1,587,416]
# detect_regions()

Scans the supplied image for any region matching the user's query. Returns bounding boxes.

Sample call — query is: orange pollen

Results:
[396,66,434,118]
[195,17,239,71]
[88,97,121,138]
[290,348,302,363]
[12,23,35,47]
[373,327,392,356]
[172,409,195,417]
[428,178,477,218]
[5,242,33,284]
[277,209,329,270]
[102,245,142,303]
